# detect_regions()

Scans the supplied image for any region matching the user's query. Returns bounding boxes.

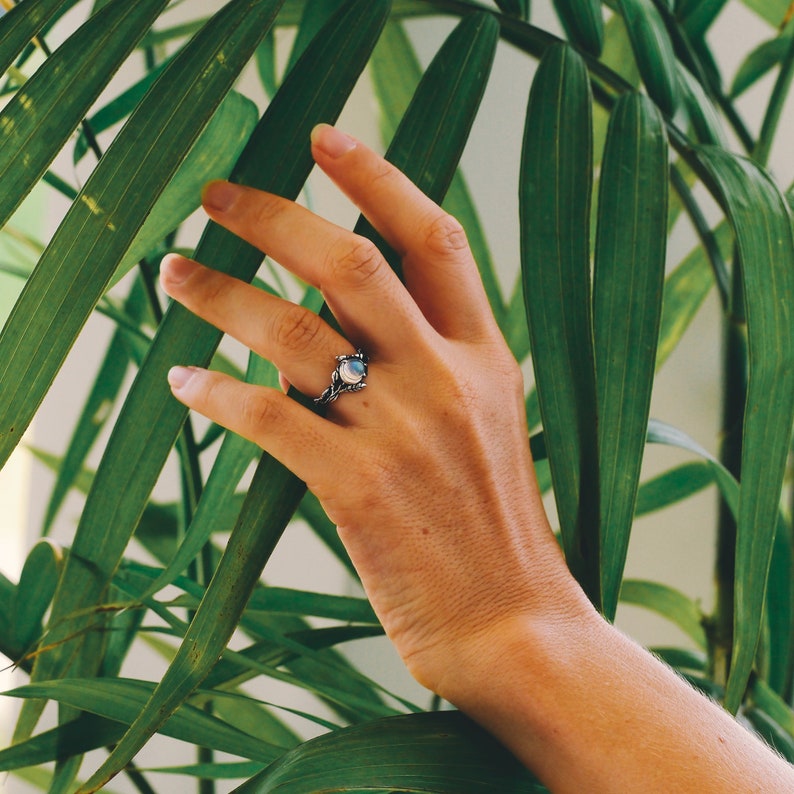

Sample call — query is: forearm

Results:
[441,606,794,794]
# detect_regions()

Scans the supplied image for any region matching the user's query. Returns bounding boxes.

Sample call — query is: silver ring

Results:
[314,349,368,405]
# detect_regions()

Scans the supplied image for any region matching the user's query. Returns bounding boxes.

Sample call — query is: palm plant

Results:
[1,0,794,791]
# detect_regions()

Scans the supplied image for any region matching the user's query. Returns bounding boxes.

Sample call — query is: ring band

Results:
[314,349,369,405]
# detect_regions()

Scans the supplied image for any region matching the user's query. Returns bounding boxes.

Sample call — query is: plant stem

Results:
[711,256,747,688]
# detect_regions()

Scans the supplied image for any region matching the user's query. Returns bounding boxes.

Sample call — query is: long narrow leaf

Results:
[6,679,285,763]
[0,0,169,233]
[552,0,604,56]
[692,148,794,712]
[233,711,546,793]
[15,0,288,741]
[369,20,506,331]
[618,0,681,117]
[594,92,668,619]
[634,462,714,517]
[619,579,707,648]
[520,43,600,606]
[0,0,73,79]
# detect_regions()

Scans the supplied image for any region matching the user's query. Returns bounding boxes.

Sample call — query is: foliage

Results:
[1,0,794,790]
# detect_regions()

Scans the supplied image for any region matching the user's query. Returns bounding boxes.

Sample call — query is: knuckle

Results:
[273,303,323,354]
[199,271,235,307]
[248,190,288,226]
[422,212,468,258]
[367,159,397,188]
[328,237,383,288]
[240,389,282,430]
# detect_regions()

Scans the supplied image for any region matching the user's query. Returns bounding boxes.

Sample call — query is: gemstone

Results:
[339,357,366,385]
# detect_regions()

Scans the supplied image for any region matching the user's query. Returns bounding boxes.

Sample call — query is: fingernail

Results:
[311,124,357,159]
[160,254,196,285]
[168,365,197,390]
[202,180,239,212]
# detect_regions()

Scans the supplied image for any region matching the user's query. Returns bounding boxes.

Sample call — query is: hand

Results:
[160,124,587,695]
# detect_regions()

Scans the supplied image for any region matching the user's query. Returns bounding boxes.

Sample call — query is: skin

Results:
[160,124,794,793]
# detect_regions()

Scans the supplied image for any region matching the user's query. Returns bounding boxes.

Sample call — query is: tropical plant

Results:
[1,0,794,791]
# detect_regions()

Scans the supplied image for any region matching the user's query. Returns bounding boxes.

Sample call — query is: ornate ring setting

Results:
[314,349,368,405]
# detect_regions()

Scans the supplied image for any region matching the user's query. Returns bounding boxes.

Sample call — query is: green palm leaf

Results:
[692,148,794,712]
[618,0,681,117]
[552,0,604,56]
[0,0,169,233]
[0,0,73,79]
[232,711,546,793]
[6,678,286,764]
[520,42,600,606]
[13,0,288,742]
[594,92,669,620]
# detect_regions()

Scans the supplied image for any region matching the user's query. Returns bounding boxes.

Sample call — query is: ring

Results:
[314,349,369,405]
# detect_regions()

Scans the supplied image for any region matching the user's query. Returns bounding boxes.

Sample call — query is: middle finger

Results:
[200,181,430,354]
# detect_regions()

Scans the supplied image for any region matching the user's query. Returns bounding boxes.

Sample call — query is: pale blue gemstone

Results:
[339,357,366,385]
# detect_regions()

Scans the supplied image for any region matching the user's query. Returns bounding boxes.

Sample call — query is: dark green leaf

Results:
[678,64,727,146]
[14,0,288,741]
[520,43,600,606]
[0,0,169,231]
[72,55,174,164]
[0,714,127,771]
[0,0,73,79]
[676,0,729,38]
[369,20,506,331]
[6,679,286,763]
[552,0,604,56]
[232,711,547,793]
[693,147,794,712]
[594,92,668,619]
[13,539,62,653]
[766,518,793,696]
[619,0,681,116]
[140,761,266,780]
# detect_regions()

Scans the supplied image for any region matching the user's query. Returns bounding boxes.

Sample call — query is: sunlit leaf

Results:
[0,0,169,232]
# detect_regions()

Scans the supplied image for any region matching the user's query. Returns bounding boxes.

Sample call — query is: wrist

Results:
[428,573,598,707]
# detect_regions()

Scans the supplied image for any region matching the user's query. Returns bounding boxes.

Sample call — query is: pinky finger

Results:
[168,365,343,487]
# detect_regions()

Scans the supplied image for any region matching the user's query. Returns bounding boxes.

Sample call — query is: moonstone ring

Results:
[314,349,369,405]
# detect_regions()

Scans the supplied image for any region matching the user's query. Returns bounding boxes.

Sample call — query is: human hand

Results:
[160,124,588,697]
